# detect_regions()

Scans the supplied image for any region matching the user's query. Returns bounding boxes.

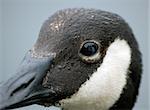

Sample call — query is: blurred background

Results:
[0,0,149,110]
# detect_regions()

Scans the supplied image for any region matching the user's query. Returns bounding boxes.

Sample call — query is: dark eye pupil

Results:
[80,42,98,56]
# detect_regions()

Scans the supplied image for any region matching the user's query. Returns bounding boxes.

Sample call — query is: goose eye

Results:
[80,41,98,56]
[79,40,101,63]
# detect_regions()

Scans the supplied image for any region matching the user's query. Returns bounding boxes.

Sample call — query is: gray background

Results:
[0,0,149,110]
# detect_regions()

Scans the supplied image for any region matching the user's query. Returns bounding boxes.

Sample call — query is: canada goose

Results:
[0,8,142,110]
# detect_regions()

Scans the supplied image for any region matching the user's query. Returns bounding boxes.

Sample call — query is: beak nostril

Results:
[0,52,53,109]
[10,77,35,97]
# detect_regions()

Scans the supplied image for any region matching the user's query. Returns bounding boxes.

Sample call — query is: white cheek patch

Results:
[60,39,131,110]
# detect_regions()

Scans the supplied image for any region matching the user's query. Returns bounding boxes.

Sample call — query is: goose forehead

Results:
[33,9,126,56]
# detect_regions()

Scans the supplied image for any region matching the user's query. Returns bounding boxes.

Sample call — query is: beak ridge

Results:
[0,51,55,110]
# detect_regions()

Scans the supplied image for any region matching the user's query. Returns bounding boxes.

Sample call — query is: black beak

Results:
[0,51,56,110]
